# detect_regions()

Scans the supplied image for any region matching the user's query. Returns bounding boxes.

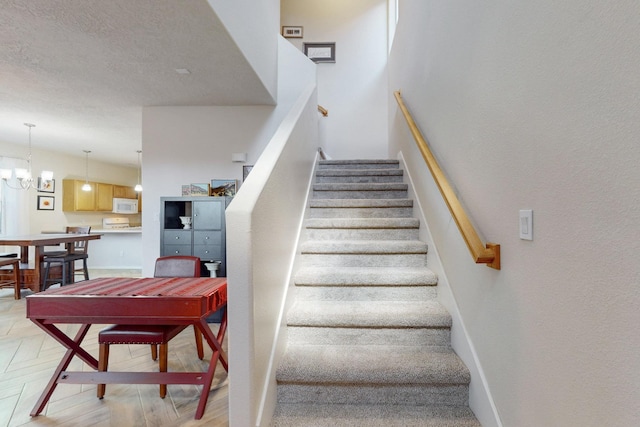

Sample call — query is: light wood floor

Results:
[0,270,229,427]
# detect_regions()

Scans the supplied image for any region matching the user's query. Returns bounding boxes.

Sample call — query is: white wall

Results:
[389,1,640,426]
[281,0,389,159]
[208,0,280,103]
[89,232,142,269]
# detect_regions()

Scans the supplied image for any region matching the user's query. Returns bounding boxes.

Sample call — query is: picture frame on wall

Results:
[243,165,254,182]
[282,26,303,38]
[37,178,55,193]
[303,42,336,63]
[37,195,55,210]
[181,184,191,196]
[190,183,210,197]
[210,179,237,197]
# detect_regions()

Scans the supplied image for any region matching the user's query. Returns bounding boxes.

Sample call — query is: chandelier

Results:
[82,150,92,191]
[134,150,143,192]
[0,123,53,190]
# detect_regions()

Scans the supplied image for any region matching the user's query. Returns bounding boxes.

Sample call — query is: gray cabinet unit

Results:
[160,196,227,277]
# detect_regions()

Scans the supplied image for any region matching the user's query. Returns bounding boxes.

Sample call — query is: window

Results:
[388,0,399,52]
[0,180,3,234]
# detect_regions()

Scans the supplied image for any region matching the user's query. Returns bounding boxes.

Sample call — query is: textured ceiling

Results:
[0,0,273,166]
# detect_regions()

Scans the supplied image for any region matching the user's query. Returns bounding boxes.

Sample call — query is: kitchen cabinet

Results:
[160,196,229,277]
[113,185,137,199]
[96,182,114,210]
[63,179,113,212]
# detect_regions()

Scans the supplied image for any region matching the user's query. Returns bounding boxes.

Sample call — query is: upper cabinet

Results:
[96,182,114,211]
[113,185,137,199]
[63,180,96,211]
[62,179,136,212]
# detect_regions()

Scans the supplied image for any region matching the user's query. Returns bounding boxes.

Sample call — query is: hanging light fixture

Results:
[134,150,143,192]
[0,123,54,190]
[82,150,92,191]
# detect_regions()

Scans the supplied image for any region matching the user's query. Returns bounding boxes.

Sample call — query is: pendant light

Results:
[82,150,92,191]
[0,123,54,190]
[134,150,143,192]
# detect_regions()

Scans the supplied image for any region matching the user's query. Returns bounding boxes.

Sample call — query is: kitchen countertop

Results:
[43,228,142,235]
[91,228,142,234]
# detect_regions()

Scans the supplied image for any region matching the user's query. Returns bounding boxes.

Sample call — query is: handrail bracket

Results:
[485,243,500,270]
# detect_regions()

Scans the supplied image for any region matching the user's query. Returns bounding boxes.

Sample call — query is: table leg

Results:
[34,245,43,292]
[194,308,228,419]
[30,324,92,416]
[64,242,75,284]
[20,246,28,263]
[32,322,98,368]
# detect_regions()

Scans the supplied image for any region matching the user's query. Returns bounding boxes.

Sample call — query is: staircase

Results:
[271,160,480,426]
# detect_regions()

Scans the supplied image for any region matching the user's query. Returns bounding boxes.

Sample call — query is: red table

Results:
[26,276,228,420]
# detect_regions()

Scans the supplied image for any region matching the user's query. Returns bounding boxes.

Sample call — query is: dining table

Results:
[26,276,228,420]
[0,233,101,292]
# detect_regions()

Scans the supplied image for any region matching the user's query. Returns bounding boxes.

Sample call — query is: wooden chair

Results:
[0,258,21,299]
[41,226,91,290]
[97,256,204,399]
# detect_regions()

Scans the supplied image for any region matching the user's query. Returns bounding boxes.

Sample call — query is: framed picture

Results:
[190,183,210,197]
[304,42,336,63]
[37,195,55,210]
[181,184,191,196]
[243,165,254,182]
[282,26,303,38]
[210,179,237,197]
[37,178,55,193]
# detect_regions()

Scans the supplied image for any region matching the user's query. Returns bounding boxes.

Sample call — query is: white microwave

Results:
[113,198,138,214]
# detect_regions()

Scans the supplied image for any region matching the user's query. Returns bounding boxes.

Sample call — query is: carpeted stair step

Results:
[287,324,451,346]
[300,240,427,254]
[294,266,437,287]
[315,168,404,183]
[312,182,408,199]
[286,300,451,346]
[318,159,400,170]
[309,198,414,218]
[294,266,438,301]
[306,218,420,240]
[277,344,469,384]
[300,240,428,268]
[287,300,451,328]
[276,344,470,406]
[271,403,481,427]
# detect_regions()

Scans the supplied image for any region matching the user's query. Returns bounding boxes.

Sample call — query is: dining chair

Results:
[97,255,205,399]
[41,226,91,290]
[0,258,21,299]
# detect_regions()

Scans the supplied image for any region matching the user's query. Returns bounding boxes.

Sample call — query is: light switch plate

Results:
[519,209,533,240]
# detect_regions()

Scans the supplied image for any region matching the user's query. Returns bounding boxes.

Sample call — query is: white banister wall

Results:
[226,83,319,427]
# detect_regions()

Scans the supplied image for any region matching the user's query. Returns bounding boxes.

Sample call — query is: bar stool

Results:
[0,258,21,299]
[41,226,91,290]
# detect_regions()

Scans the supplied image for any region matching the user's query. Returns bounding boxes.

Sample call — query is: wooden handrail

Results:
[394,90,500,270]
[317,105,328,117]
